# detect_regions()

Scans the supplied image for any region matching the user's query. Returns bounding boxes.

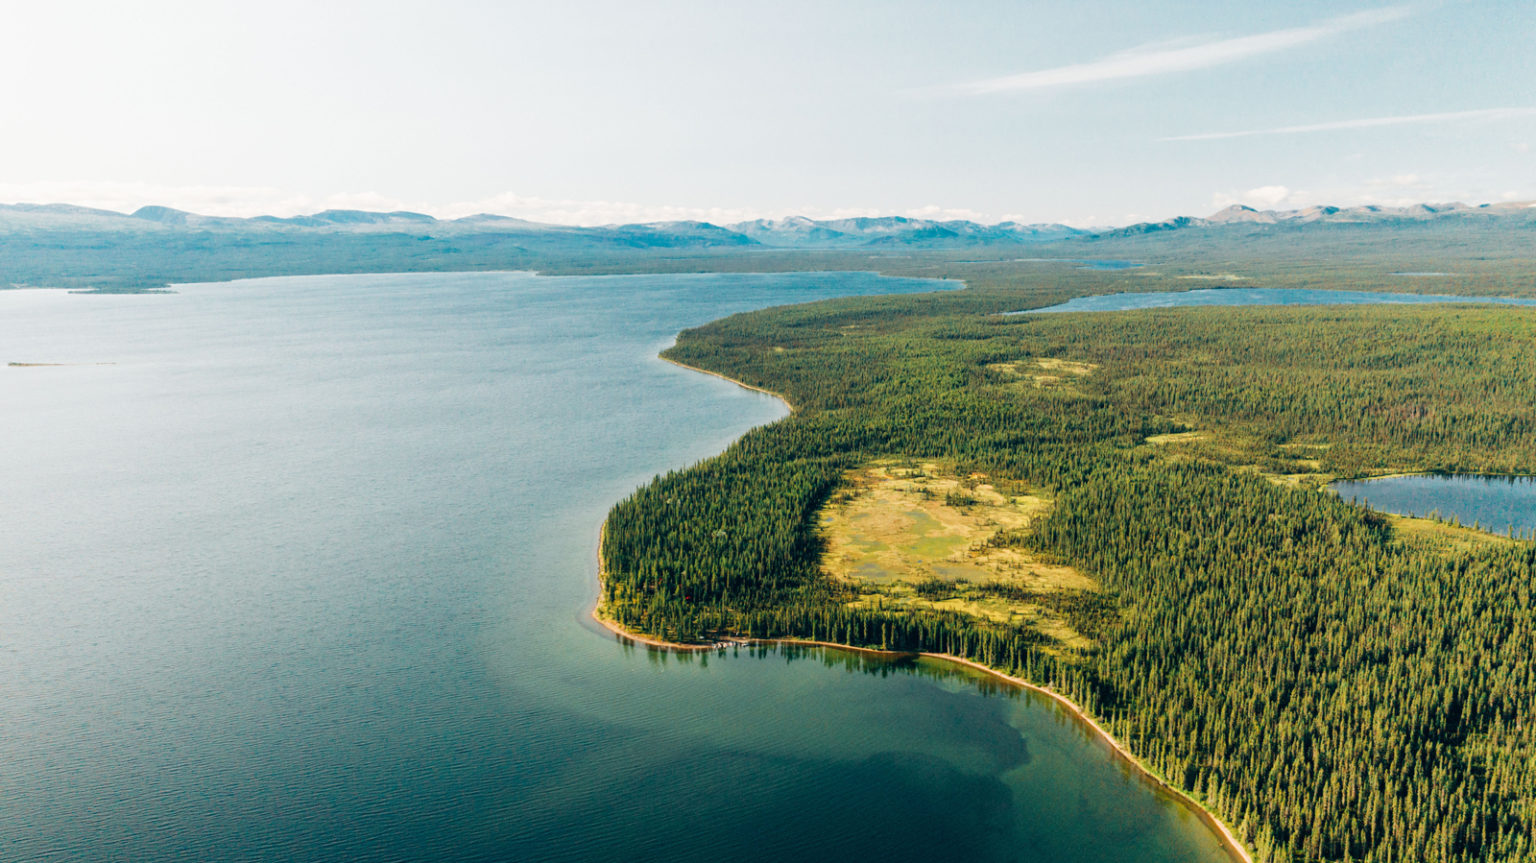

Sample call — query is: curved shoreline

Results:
[660,355,795,412]
[591,595,1252,863]
[594,354,1255,863]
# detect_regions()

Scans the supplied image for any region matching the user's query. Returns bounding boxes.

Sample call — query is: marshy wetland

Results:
[821,460,1099,652]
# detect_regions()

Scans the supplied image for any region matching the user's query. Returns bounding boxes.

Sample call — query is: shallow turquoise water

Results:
[1014,286,1536,314]
[0,271,1231,862]
[1331,474,1536,537]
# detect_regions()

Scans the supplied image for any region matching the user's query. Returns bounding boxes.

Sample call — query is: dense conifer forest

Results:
[600,273,1536,863]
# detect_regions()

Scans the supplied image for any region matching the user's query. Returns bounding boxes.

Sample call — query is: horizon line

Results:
[3,196,1534,233]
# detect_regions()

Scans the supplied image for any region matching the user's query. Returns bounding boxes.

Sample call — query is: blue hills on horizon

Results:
[0,202,1089,249]
[2,197,1531,292]
[2,198,1530,251]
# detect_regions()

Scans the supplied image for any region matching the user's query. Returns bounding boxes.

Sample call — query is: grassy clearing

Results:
[1144,430,1208,446]
[984,357,1099,392]
[1136,424,1340,489]
[1387,513,1518,555]
[819,459,1100,651]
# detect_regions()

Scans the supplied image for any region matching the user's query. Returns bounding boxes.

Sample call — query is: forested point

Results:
[599,267,1536,863]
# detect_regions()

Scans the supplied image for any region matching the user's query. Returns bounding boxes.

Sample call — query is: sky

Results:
[1,0,1532,226]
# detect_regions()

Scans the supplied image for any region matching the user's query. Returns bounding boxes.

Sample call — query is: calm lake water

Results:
[1016,287,1536,314]
[0,271,1231,863]
[1331,475,1536,536]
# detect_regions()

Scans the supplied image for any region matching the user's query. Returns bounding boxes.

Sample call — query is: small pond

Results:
[1330,474,1536,537]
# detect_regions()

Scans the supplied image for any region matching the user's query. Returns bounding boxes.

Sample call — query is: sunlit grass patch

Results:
[820,459,1101,651]
[1387,513,1519,555]
[984,357,1099,392]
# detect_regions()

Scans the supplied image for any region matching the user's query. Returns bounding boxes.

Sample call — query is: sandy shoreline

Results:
[660,356,795,412]
[591,535,1252,863]
[592,353,1254,863]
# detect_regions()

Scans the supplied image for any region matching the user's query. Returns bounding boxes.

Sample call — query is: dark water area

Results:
[0,271,1230,863]
[1013,287,1536,314]
[1331,474,1536,537]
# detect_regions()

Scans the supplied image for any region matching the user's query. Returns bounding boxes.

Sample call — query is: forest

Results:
[599,266,1536,863]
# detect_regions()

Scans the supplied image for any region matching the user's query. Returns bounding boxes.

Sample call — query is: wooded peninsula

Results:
[598,254,1536,863]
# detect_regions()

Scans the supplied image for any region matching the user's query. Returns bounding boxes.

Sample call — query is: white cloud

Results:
[929,7,1410,96]
[903,204,990,222]
[1164,107,1536,141]
[1245,185,1293,207]
[1211,185,1293,210]
[1209,173,1535,213]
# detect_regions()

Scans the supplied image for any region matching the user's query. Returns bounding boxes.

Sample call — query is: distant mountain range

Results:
[2,198,1531,292]
[726,215,1086,247]
[0,203,1086,250]
[3,199,1530,251]
[1097,200,1536,238]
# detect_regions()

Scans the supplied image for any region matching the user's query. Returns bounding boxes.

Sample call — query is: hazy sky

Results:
[2,0,1532,225]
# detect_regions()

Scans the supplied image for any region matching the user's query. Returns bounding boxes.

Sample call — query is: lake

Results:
[1331,474,1536,537]
[0,271,1232,863]
[1014,287,1536,314]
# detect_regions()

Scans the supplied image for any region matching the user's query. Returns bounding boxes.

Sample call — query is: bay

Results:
[0,271,1231,863]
